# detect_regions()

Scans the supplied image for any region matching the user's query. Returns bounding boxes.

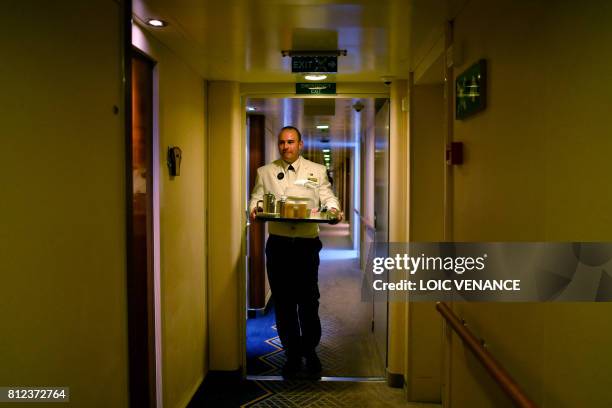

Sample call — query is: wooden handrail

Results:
[436,302,538,408]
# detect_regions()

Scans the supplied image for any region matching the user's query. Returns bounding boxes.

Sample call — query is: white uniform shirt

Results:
[249,156,340,238]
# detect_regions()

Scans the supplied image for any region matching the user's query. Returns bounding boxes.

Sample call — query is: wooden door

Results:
[128,50,156,407]
[247,115,266,310]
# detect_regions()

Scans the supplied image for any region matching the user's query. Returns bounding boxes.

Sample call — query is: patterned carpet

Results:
[189,374,440,408]
[247,309,379,378]
[243,380,420,408]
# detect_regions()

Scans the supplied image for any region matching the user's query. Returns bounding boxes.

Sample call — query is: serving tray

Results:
[255,213,333,223]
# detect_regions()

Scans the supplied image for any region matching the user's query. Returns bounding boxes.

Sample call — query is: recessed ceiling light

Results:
[322,149,330,153]
[246,106,256,111]
[305,74,327,81]
[316,125,329,129]
[147,19,168,27]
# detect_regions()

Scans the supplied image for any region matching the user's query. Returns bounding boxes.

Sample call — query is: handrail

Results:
[353,208,376,232]
[436,302,538,408]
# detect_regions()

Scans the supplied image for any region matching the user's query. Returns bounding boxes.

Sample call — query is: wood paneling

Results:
[128,50,156,408]
[248,115,266,309]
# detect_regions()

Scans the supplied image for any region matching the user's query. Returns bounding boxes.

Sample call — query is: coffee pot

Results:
[257,193,277,213]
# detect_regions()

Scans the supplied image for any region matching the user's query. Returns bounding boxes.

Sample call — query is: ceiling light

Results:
[305,74,327,81]
[322,149,330,153]
[147,19,168,27]
[316,125,329,129]
[246,106,256,111]
[324,154,330,158]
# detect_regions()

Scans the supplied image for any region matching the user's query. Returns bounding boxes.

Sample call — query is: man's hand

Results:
[250,207,259,221]
[327,208,343,225]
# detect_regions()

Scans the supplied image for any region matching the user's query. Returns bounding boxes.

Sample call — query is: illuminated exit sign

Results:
[291,56,338,73]
[296,83,337,95]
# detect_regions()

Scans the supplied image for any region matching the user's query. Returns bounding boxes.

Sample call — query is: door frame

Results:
[442,20,455,408]
[126,39,163,407]
[239,86,390,378]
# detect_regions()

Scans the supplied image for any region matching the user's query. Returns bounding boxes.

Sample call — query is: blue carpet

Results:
[247,304,282,375]
[188,306,279,407]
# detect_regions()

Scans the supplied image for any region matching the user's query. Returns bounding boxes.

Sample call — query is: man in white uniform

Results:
[249,126,342,378]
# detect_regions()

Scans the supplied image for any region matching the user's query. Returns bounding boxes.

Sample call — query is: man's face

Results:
[278,129,303,163]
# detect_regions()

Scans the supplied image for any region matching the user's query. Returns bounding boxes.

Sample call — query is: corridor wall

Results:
[388,80,409,385]
[0,1,128,406]
[407,84,445,402]
[133,24,209,408]
[207,81,243,371]
[448,0,612,406]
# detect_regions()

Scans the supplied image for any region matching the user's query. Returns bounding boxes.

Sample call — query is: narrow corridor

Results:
[192,225,441,407]
[6,2,612,407]
[248,222,382,378]
[317,222,383,377]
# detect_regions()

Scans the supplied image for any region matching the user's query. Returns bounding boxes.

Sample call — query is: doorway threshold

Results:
[247,375,386,382]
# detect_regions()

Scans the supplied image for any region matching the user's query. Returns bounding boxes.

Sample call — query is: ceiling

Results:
[133,0,466,82]
[248,97,361,138]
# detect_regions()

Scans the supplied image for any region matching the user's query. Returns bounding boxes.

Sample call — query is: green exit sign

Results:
[296,83,336,95]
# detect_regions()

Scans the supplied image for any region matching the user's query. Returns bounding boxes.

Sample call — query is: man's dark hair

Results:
[279,126,302,142]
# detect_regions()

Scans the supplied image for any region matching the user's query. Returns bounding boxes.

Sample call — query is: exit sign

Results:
[292,56,338,73]
[296,83,337,95]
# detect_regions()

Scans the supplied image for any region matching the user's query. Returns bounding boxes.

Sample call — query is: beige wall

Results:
[407,84,445,402]
[448,0,612,406]
[133,23,209,408]
[0,1,128,407]
[388,80,409,379]
[411,85,445,242]
[207,81,244,371]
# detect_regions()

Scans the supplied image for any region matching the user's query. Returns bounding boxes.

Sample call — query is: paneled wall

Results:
[448,1,612,406]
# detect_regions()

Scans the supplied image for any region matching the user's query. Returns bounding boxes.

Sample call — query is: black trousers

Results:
[265,234,322,358]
